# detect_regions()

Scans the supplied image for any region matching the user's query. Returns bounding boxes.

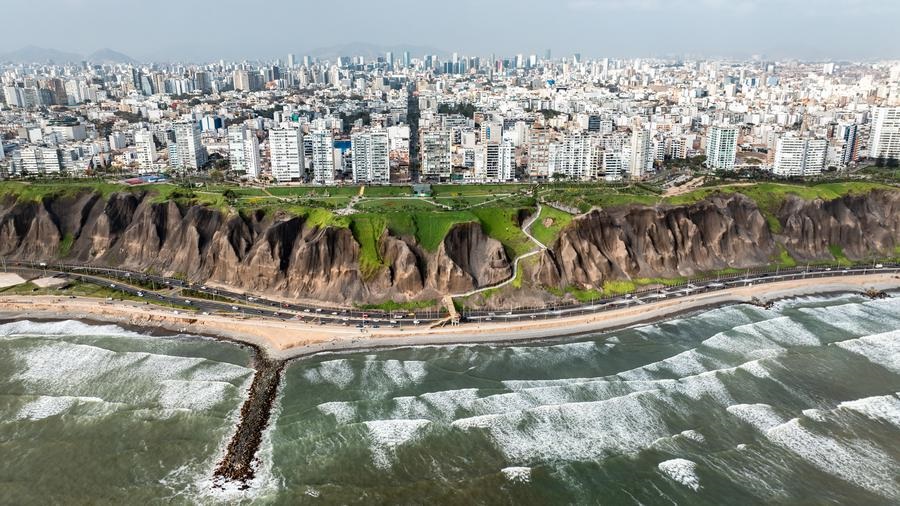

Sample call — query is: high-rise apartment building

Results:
[134,130,158,173]
[227,125,260,178]
[351,129,390,183]
[269,127,304,182]
[20,146,60,174]
[310,130,335,185]
[173,122,207,169]
[773,135,827,177]
[421,130,452,180]
[629,127,653,178]
[705,125,739,170]
[549,134,591,180]
[869,107,900,160]
[527,125,552,178]
[475,142,515,182]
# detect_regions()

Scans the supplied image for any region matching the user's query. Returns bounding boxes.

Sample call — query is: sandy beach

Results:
[1,272,898,360]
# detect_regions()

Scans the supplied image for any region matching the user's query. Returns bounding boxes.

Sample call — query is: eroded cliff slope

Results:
[1,188,897,305]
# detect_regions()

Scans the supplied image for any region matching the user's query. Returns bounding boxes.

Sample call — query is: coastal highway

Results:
[3,259,899,327]
[4,262,431,329]
[460,263,900,322]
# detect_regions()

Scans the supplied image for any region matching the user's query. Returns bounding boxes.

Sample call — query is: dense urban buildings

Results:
[1,53,899,183]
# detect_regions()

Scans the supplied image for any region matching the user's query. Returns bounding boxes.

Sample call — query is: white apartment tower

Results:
[548,134,591,180]
[134,130,157,173]
[602,151,626,181]
[269,127,304,182]
[351,129,390,184]
[310,130,335,185]
[173,122,207,170]
[421,130,452,180]
[773,135,827,177]
[227,125,261,178]
[629,128,653,178]
[475,142,515,182]
[869,107,900,160]
[705,125,738,171]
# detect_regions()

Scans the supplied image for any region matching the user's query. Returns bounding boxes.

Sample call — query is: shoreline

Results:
[0,273,898,361]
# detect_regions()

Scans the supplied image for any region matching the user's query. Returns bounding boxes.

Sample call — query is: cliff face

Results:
[0,191,511,304]
[534,191,899,291]
[777,190,900,261]
[1,189,898,305]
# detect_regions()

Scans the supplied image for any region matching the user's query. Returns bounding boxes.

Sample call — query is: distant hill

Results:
[88,48,137,64]
[0,45,82,64]
[305,42,448,61]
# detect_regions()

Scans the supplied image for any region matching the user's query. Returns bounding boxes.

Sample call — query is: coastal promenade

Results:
[1,267,897,360]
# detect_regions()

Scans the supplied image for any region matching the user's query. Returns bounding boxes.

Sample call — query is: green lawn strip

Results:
[470,207,535,258]
[361,186,414,197]
[431,184,529,197]
[530,206,573,246]
[828,245,853,266]
[355,299,437,312]
[775,245,797,268]
[349,215,388,279]
[0,181,127,202]
[266,186,361,197]
[356,198,439,212]
[58,234,74,257]
[180,288,235,304]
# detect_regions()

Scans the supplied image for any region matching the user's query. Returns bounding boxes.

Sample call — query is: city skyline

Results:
[1,0,899,62]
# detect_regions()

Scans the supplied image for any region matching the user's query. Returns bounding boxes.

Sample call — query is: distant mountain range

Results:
[304,42,448,60]
[0,45,137,64]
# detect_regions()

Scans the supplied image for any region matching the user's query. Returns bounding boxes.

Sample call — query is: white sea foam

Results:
[838,394,900,427]
[419,388,480,418]
[11,341,252,410]
[801,409,828,422]
[157,380,235,411]
[451,392,671,463]
[0,319,143,338]
[800,299,900,336]
[371,359,428,388]
[363,419,430,469]
[317,401,358,424]
[833,330,900,374]
[678,430,706,444]
[501,466,531,483]
[727,404,787,432]
[658,459,700,491]
[765,418,900,498]
[14,395,105,420]
[303,359,356,389]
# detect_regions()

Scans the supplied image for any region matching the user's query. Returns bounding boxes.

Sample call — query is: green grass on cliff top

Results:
[531,206,574,247]
[2,180,896,270]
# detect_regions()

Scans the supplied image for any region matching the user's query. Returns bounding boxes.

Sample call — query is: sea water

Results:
[1,294,899,505]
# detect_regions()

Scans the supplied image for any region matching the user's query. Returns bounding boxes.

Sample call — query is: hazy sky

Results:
[2,0,899,61]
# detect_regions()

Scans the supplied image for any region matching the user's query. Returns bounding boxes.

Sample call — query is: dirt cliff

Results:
[0,191,511,304]
[1,189,897,306]
[533,191,899,291]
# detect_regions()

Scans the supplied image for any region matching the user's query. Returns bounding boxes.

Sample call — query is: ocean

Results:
[1,293,898,505]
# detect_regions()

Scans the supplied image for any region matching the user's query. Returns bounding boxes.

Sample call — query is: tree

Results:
[887,157,899,169]
[875,156,886,167]
[222,189,238,205]
[209,169,224,182]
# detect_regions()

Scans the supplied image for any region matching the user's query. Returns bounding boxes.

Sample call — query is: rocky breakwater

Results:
[213,355,284,488]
